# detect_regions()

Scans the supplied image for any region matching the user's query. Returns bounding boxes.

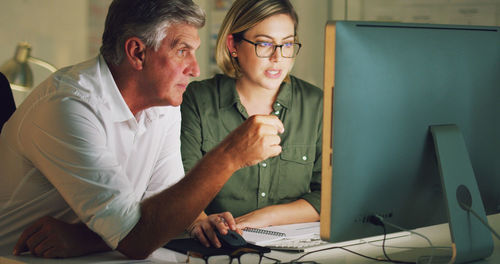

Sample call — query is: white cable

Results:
[364,240,450,251]
[461,203,500,240]
[375,214,436,264]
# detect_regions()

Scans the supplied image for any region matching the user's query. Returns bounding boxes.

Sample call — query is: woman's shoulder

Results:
[187,74,232,89]
[289,75,323,99]
[185,74,233,97]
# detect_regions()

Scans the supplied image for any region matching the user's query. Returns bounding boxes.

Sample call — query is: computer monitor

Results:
[320,21,500,262]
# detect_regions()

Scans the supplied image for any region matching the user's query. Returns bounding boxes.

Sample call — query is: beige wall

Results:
[1,0,499,92]
[0,0,88,89]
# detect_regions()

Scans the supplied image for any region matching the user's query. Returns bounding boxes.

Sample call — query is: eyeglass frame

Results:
[240,38,302,58]
[186,248,265,264]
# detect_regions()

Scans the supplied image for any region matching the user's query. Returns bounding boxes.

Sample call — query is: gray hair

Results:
[100,0,205,65]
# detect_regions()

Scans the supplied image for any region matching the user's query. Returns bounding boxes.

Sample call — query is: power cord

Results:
[459,202,500,240]
[367,215,416,264]
[283,245,415,264]
[282,218,415,264]
[371,214,437,264]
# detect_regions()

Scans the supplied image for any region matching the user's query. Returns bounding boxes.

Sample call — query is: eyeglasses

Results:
[186,249,264,264]
[241,38,301,58]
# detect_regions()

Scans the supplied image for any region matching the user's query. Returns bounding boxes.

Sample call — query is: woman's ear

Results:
[124,37,146,70]
[226,34,238,57]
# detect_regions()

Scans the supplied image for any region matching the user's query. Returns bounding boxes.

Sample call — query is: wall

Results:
[1,0,499,96]
[191,0,500,88]
[0,0,88,88]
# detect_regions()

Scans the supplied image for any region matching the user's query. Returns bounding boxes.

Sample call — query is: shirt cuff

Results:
[86,200,141,249]
[300,191,321,213]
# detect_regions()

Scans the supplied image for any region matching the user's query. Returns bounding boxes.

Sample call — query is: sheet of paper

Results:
[242,222,320,245]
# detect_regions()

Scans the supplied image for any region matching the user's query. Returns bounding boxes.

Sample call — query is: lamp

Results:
[0,42,57,92]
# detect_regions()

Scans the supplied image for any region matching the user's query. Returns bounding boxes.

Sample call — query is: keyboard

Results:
[263,231,411,253]
[265,236,332,252]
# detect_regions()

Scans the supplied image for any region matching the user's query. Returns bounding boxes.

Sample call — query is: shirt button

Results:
[262,162,267,168]
[274,110,280,115]
[261,192,266,197]
[276,102,281,106]
[302,155,307,161]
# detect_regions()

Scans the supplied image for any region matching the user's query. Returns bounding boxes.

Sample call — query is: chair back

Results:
[0,72,16,132]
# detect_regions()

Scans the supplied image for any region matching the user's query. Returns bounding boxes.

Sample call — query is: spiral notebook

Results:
[242,222,319,246]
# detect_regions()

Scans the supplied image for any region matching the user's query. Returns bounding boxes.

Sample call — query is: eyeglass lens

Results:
[187,252,262,264]
[256,43,300,58]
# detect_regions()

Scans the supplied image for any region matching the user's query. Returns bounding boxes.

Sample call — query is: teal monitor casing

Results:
[320,21,500,263]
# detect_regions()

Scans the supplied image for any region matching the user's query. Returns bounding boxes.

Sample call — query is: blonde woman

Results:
[182,0,322,247]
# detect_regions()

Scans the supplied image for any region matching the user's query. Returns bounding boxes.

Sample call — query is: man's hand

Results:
[115,116,284,259]
[219,115,284,169]
[13,216,110,258]
[188,212,239,248]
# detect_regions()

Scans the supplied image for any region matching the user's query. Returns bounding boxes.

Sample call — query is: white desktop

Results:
[0,213,499,264]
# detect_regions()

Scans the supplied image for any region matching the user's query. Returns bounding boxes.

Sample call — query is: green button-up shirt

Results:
[181,74,322,217]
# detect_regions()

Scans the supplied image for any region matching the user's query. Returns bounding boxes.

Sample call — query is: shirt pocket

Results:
[277,145,316,200]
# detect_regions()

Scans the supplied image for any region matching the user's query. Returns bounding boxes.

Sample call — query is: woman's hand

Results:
[187,212,238,248]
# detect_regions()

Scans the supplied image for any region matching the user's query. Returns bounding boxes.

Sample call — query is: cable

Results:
[368,215,416,264]
[284,245,414,264]
[280,214,448,264]
[460,202,500,240]
[365,240,451,251]
[262,254,284,263]
[374,214,437,264]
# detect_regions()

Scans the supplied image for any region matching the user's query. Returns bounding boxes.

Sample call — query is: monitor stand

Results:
[430,124,494,263]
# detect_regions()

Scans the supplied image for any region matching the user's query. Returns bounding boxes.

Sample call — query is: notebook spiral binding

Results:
[243,227,286,237]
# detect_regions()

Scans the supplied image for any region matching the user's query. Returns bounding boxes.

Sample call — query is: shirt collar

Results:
[98,55,134,123]
[98,55,171,123]
[218,74,292,109]
[275,80,292,109]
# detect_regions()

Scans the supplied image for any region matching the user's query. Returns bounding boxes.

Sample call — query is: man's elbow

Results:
[118,246,156,260]
[117,236,160,260]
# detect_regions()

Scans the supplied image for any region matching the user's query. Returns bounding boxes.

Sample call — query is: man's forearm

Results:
[117,145,238,259]
[117,115,284,259]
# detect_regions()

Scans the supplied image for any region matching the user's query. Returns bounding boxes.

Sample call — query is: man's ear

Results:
[124,37,146,70]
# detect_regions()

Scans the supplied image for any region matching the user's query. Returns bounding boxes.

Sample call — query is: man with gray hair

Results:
[0,0,284,259]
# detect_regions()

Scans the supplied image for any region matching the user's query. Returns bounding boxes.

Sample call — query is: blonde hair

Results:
[215,0,298,80]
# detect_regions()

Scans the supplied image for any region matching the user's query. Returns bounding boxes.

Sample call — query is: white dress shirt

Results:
[0,55,184,252]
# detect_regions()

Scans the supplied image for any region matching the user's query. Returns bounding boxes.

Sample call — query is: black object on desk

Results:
[215,229,247,248]
[164,238,270,260]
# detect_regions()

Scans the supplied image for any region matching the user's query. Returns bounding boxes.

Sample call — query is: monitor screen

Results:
[320,21,500,243]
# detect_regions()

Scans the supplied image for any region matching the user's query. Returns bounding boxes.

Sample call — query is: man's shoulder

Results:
[24,56,119,123]
[41,57,102,100]
[53,57,100,85]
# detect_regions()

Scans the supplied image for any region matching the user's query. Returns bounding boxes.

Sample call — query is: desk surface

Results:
[2,213,500,264]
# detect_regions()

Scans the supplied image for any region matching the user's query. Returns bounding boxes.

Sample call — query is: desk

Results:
[2,214,500,264]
